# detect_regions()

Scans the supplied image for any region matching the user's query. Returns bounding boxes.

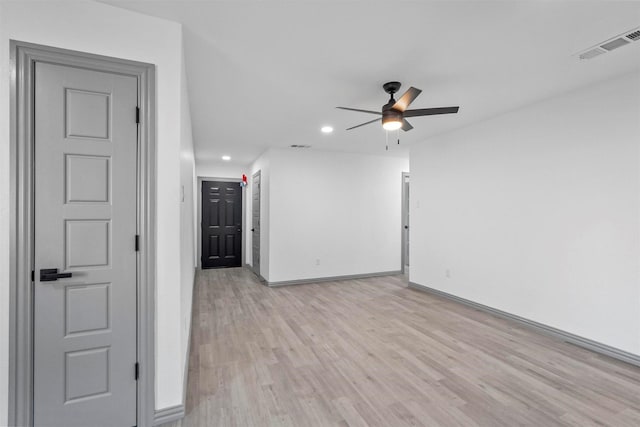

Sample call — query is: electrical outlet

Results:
[316,259,320,266]
[445,269,451,278]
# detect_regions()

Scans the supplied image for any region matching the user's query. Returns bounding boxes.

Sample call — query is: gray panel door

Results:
[404,178,410,267]
[33,62,138,426]
[252,172,261,276]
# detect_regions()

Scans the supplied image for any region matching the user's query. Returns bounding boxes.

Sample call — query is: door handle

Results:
[40,268,72,282]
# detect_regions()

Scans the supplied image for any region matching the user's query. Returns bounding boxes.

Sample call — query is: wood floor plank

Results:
[162,267,640,427]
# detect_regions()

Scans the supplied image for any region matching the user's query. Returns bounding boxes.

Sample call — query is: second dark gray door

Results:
[404,176,410,268]
[202,181,242,268]
[251,172,261,276]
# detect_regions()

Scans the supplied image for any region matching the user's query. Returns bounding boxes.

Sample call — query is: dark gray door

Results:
[33,63,138,426]
[201,181,242,268]
[252,172,261,276]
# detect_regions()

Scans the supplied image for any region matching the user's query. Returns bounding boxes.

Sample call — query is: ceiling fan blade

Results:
[404,106,459,117]
[346,117,380,130]
[392,87,422,112]
[401,119,413,132]
[336,107,382,115]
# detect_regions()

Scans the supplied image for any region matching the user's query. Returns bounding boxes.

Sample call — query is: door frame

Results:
[401,172,410,274]
[196,177,245,269]
[8,41,156,427]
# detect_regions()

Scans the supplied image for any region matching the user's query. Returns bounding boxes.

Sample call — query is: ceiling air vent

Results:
[579,48,606,60]
[576,25,640,60]
[601,38,629,51]
[626,30,640,41]
[289,144,311,149]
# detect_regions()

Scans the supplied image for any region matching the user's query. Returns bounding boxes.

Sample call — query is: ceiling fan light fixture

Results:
[382,108,403,131]
[382,119,402,131]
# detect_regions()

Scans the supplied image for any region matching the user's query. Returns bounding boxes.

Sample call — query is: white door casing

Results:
[9,41,156,427]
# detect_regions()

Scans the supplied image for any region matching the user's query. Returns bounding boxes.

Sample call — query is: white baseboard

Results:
[408,281,640,368]
[267,270,402,287]
[153,404,185,425]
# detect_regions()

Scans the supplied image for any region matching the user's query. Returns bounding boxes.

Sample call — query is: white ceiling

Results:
[103,1,640,167]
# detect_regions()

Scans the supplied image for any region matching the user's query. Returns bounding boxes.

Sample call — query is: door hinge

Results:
[135,107,140,124]
[135,235,140,252]
[135,362,139,380]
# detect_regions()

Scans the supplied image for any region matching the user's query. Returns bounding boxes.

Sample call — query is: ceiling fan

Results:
[337,81,459,132]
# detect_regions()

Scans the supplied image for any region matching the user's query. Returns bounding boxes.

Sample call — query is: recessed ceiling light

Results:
[221,155,231,161]
[321,126,333,133]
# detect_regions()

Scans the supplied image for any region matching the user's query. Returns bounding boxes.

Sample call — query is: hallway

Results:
[164,268,640,426]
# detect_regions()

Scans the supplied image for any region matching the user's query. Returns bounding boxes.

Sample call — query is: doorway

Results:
[401,172,410,274]
[251,171,261,277]
[9,42,155,427]
[201,180,243,268]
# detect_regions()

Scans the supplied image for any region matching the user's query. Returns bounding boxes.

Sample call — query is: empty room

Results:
[1,1,640,426]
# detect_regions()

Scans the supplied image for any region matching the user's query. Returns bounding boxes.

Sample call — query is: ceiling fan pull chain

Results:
[397,129,400,145]
[385,129,389,151]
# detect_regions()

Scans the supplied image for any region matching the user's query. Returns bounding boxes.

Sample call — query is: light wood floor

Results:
[163,268,640,427]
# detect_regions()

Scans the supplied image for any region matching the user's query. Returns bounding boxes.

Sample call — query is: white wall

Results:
[197,160,249,180]
[410,72,640,355]
[0,1,196,421]
[265,148,409,283]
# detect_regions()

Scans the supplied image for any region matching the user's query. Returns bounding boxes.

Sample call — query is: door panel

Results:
[252,172,261,276]
[225,235,236,257]
[201,181,242,268]
[209,235,220,257]
[65,284,109,335]
[65,154,110,203]
[208,199,220,226]
[34,63,137,427]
